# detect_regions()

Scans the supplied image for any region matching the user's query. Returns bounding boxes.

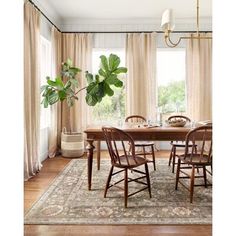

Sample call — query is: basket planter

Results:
[61,128,84,158]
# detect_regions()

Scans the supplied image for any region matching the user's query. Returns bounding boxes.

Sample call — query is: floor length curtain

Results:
[61,33,92,132]
[126,33,157,121]
[186,33,212,121]
[48,27,62,157]
[24,1,41,180]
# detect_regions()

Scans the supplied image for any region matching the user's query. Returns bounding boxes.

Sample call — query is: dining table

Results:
[84,123,194,190]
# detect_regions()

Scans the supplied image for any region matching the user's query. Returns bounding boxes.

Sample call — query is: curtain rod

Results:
[62,31,212,34]
[28,0,61,32]
[28,0,212,35]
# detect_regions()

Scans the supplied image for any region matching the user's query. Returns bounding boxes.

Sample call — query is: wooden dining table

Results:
[84,124,193,190]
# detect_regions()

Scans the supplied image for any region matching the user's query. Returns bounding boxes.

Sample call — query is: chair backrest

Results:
[125,115,146,123]
[168,115,191,123]
[184,125,212,163]
[102,127,138,167]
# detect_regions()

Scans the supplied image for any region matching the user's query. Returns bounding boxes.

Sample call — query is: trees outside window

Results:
[156,49,186,122]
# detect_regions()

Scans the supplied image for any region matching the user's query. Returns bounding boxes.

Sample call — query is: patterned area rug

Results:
[24,158,212,224]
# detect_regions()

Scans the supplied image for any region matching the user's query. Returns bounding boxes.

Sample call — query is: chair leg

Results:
[175,158,181,190]
[145,163,152,198]
[190,165,195,203]
[124,168,128,208]
[194,146,200,173]
[142,146,146,159]
[151,145,156,171]
[203,166,207,188]
[168,145,173,166]
[172,146,176,173]
[104,166,114,198]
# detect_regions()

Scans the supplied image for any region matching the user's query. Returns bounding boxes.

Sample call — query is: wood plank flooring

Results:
[24,150,212,236]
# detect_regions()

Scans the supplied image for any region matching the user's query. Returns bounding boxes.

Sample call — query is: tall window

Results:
[39,35,51,161]
[92,48,126,125]
[40,36,51,129]
[156,48,186,122]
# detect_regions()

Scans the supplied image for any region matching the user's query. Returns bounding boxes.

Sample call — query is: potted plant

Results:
[41,54,127,157]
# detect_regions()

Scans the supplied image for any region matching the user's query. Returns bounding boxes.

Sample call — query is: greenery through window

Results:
[157,49,186,121]
[92,49,126,124]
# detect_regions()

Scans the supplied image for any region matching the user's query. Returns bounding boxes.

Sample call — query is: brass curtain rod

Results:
[28,0,212,34]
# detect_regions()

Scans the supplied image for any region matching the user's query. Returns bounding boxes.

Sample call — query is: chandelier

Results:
[161,0,212,48]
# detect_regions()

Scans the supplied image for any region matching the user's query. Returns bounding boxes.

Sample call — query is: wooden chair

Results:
[168,115,196,173]
[175,125,212,203]
[125,115,156,170]
[102,126,152,208]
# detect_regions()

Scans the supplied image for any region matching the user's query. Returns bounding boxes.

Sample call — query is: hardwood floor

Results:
[24,150,212,236]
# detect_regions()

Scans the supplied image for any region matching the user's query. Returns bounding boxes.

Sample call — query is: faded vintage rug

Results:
[24,158,212,224]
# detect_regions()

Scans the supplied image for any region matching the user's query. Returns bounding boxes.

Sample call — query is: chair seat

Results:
[177,153,211,165]
[114,155,148,168]
[134,141,155,147]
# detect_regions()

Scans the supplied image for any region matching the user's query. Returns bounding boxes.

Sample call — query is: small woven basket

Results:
[61,128,84,158]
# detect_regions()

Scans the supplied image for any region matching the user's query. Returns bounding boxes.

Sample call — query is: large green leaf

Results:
[40,85,49,93]
[97,83,105,98]
[114,78,123,87]
[86,82,97,94]
[109,54,120,71]
[58,90,67,101]
[104,82,114,96]
[55,77,64,90]
[105,74,118,85]
[100,55,109,71]
[113,67,127,74]
[47,79,57,87]
[85,72,94,84]
[65,80,71,89]
[85,94,97,106]
[43,98,49,108]
[70,67,81,73]
[98,68,106,77]
[48,92,59,105]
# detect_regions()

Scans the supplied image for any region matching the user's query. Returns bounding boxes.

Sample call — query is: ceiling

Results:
[36,0,212,20]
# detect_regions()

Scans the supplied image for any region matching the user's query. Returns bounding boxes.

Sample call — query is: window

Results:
[39,36,51,161]
[92,48,126,125]
[40,36,51,129]
[156,49,186,122]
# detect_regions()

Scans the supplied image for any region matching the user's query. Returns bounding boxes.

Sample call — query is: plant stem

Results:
[74,86,87,95]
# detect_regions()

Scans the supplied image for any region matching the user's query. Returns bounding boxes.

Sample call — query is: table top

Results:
[84,124,192,133]
[84,124,193,141]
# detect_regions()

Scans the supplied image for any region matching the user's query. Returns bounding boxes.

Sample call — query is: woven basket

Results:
[168,120,186,127]
[61,128,84,158]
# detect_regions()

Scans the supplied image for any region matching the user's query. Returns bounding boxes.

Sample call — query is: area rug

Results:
[24,158,212,225]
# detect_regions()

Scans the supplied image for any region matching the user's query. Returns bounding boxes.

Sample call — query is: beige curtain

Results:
[61,33,93,132]
[48,27,62,158]
[186,33,212,122]
[24,1,41,180]
[125,33,157,121]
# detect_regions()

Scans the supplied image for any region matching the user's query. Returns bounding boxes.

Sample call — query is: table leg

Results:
[86,139,95,190]
[96,140,101,170]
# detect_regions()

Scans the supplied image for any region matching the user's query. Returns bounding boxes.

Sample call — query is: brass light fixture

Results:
[161,0,212,48]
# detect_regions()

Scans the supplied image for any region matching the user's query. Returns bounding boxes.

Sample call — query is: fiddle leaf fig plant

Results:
[85,54,127,106]
[40,54,127,108]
